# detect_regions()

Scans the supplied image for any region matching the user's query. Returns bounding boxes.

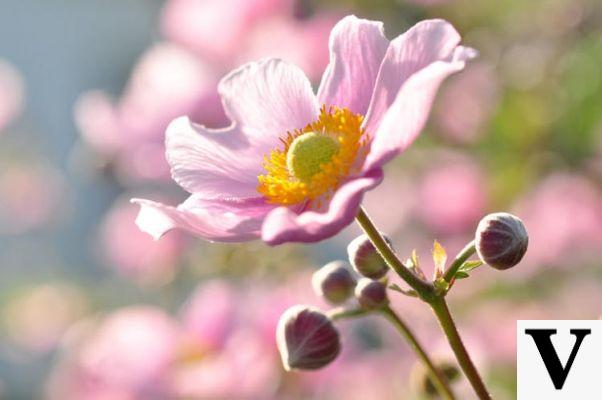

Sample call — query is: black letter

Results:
[524,329,591,390]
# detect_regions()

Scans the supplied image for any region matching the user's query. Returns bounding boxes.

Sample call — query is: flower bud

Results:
[410,360,460,398]
[475,212,528,270]
[355,278,388,309]
[347,234,392,279]
[312,261,356,304]
[276,305,341,371]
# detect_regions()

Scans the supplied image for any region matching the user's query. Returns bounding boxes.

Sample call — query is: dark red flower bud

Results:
[475,212,528,270]
[354,278,388,309]
[276,305,341,371]
[312,261,356,304]
[347,234,392,279]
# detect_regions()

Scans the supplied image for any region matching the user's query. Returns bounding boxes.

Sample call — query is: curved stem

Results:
[381,306,457,400]
[443,240,477,283]
[328,307,369,321]
[355,207,491,399]
[355,207,435,301]
[431,297,491,400]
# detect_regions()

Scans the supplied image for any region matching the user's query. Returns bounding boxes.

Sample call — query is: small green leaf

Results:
[459,260,483,273]
[389,283,418,297]
[455,271,470,279]
[433,277,450,294]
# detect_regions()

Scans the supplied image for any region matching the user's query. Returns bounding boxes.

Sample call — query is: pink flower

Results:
[0,59,24,132]
[133,16,475,244]
[416,152,487,235]
[46,307,180,400]
[161,0,291,64]
[434,62,499,143]
[75,43,227,183]
[514,173,602,271]
[0,162,68,234]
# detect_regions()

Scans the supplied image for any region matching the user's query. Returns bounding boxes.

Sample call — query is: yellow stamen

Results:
[258,106,369,206]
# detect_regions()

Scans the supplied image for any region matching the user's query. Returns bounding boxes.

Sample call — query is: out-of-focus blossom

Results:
[416,153,487,235]
[173,328,279,399]
[99,197,185,285]
[75,43,226,183]
[3,284,87,353]
[0,162,68,234]
[134,16,476,245]
[161,0,291,64]
[179,279,238,351]
[161,0,335,81]
[514,173,602,271]
[435,62,499,143]
[77,2,339,184]
[0,59,24,132]
[240,14,336,81]
[47,279,306,399]
[47,307,180,400]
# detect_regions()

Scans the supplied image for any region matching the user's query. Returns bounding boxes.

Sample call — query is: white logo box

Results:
[517,320,602,399]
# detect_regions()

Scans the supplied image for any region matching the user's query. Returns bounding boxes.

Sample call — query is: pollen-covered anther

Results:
[258,106,368,206]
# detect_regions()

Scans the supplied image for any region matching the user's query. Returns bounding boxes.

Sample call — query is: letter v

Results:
[524,329,591,390]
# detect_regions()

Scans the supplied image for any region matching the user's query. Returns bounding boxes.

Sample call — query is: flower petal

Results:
[364,46,476,170]
[363,19,465,134]
[167,58,319,198]
[220,58,319,152]
[166,117,265,198]
[317,15,389,115]
[261,169,384,245]
[132,196,274,242]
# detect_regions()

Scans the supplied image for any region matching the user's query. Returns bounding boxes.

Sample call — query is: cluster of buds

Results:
[277,233,392,371]
[277,212,529,372]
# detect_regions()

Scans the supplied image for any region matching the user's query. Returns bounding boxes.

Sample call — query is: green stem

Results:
[355,208,491,400]
[431,297,491,400]
[355,207,435,301]
[443,240,477,283]
[381,306,457,400]
[327,307,370,321]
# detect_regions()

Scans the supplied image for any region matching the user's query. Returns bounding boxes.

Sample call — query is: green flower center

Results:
[286,132,340,182]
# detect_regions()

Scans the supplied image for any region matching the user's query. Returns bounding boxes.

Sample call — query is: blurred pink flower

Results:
[416,153,487,235]
[75,43,227,183]
[514,173,602,271]
[241,13,336,81]
[179,279,238,351]
[0,162,68,234]
[99,197,185,284]
[161,0,335,81]
[0,59,24,132]
[3,284,87,353]
[47,307,180,400]
[173,328,279,399]
[134,16,475,244]
[435,62,499,143]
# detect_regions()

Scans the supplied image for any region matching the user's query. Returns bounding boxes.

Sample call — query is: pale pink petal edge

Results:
[261,169,384,245]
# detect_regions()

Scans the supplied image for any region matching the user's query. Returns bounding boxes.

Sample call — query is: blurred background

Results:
[0,0,601,398]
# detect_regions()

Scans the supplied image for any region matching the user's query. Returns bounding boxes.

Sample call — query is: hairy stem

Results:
[355,207,491,400]
[431,297,491,400]
[381,306,457,400]
[443,240,477,283]
[355,207,435,301]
